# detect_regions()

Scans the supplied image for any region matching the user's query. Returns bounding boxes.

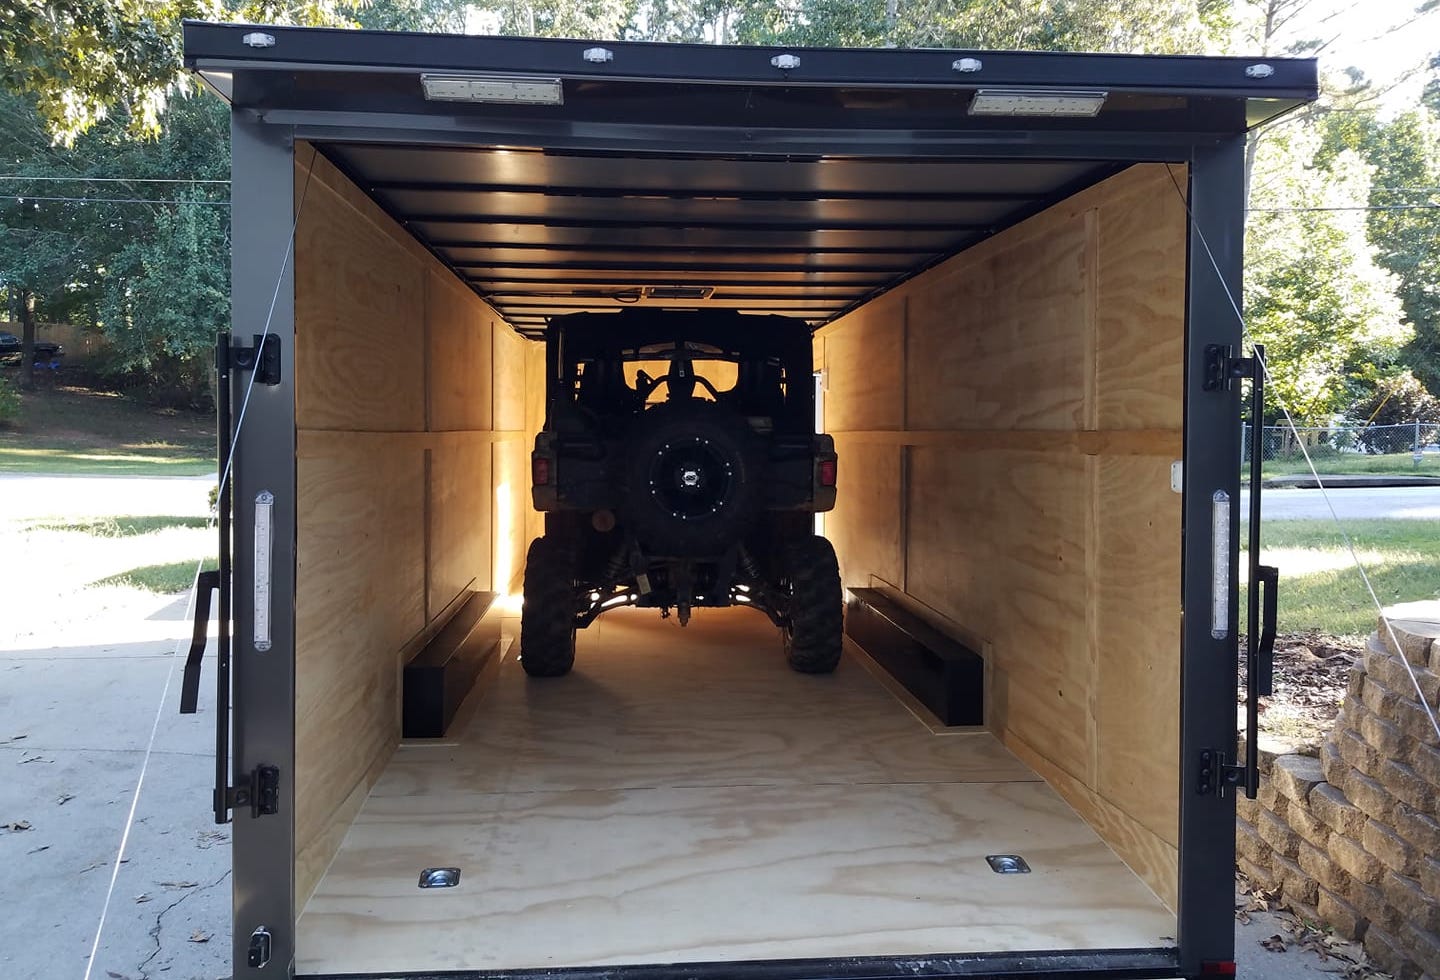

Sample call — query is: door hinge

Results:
[218,764,280,819]
[1197,748,1246,797]
[224,333,282,386]
[1203,344,1259,391]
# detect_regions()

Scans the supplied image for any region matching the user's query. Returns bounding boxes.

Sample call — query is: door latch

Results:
[247,926,273,968]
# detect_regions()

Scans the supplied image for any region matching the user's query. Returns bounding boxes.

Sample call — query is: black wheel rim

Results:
[647,436,735,521]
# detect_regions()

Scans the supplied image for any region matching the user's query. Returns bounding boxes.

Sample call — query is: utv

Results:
[523,309,842,677]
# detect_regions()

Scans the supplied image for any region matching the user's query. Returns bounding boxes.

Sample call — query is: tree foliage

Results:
[0,0,351,144]
[1352,110,1440,396]
[1244,122,1411,423]
[0,90,230,403]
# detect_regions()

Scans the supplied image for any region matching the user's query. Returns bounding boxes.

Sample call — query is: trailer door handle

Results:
[180,570,221,714]
[1255,564,1278,698]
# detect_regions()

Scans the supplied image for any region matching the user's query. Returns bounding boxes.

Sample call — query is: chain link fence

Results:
[1242,421,1440,477]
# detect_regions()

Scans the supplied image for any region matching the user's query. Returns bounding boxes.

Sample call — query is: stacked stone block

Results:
[1235,605,1440,980]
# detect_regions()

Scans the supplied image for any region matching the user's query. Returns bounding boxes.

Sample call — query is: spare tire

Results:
[620,399,763,556]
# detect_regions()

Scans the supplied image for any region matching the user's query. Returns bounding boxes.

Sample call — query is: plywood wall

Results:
[293,147,537,907]
[816,164,1187,910]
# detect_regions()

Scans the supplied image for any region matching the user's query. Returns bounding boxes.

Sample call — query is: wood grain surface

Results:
[294,146,539,907]
[814,163,1186,907]
[297,608,1174,974]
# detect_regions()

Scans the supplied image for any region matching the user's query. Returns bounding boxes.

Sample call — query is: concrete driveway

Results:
[0,596,230,980]
[1,474,227,980]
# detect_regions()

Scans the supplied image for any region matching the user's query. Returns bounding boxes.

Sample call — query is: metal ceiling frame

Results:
[183,21,1317,336]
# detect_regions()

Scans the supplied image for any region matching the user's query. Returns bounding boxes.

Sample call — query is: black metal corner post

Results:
[229,102,298,977]
[1176,135,1247,977]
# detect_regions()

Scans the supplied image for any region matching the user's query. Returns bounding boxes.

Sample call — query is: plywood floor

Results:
[298,607,1174,976]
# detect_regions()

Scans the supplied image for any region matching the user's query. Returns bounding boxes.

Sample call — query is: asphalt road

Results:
[1244,484,1440,521]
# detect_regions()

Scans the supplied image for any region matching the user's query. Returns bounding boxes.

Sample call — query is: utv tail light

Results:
[532,456,552,486]
[818,458,837,487]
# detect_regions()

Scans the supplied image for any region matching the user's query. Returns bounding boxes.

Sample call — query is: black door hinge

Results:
[1197,748,1246,797]
[224,333,282,386]
[218,764,280,819]
[1203,344,1259,391]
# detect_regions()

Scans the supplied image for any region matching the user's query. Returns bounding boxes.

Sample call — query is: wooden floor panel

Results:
[298,607,1174,975]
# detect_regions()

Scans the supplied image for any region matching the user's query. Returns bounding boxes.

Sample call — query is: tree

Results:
[1245,123,1412,423]
[1358,109,1440,395]
[668,0,1229,52]
[0,0,351,144]
[0,90,230,402]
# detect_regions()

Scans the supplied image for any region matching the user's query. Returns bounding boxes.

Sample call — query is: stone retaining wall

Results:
[1236,605,1440,979]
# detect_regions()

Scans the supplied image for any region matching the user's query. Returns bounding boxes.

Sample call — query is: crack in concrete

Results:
[135,868,231,980]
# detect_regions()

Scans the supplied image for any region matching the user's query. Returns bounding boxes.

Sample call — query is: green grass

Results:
[1263,451,1440,479]
[1245,519,1440,637]
[29,515,212,536]
[0,383,215,476]
[93,559,218,594]
[0,446,215,475]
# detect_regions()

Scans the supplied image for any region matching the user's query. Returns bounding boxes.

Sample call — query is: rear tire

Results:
[521,535,578,677]
[783,535,843,674]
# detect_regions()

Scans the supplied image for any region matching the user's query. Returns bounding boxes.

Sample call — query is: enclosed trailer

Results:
[181,23,1316,980]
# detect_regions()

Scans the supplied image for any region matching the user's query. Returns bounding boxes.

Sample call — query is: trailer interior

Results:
[187,23,1317,980]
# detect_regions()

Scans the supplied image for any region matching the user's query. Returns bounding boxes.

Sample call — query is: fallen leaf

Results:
[0,734,27,744]
[160,880,199,889]
[56,793,74,806]
[26,845,49,855]
[2,820,32,832]
[189,929,211,943]
[1261,934,1287,952]
[80,861,106,873]
[134,893,151,904]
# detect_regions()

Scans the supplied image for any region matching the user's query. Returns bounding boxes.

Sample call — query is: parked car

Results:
[0,331,64,366]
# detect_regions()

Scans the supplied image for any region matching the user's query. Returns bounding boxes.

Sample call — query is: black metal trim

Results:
[298,947,1181,980]
[179,569,221,716]
[458,259,915,273]
[228,106,299,979]
[183,20,1315,109]
[1176,139,1246,977]
[373,180,1049,204]
[214,330,233,825]
[412,215,994,232]
[434,241,948,256]
[286,118,1237,161]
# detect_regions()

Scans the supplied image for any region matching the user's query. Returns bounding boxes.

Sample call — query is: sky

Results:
[1282,0,1438,113]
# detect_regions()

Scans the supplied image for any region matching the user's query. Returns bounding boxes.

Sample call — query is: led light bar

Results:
[1211,490,1231,640]
[644,285,715,300]
[421,73,563,105]
[968,88,1107,117]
